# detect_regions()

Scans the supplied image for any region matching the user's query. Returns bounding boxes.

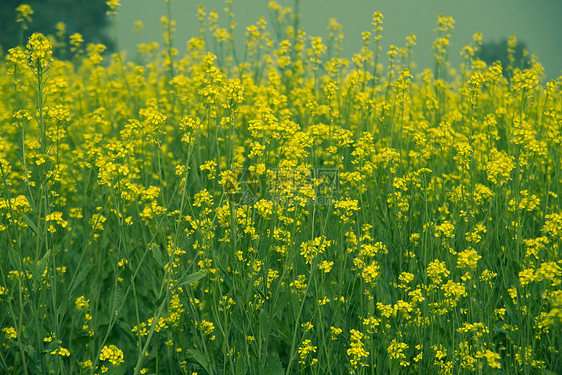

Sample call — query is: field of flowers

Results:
[1,1,561,374]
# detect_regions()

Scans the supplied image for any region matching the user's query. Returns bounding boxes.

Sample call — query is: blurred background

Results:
[1,0,561,81]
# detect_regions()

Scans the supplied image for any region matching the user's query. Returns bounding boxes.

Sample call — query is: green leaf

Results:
[68,262,93,297]
[24,345,39,364]
[150,243,164,269]
[259,308,268,341]
[264,355,284,375]
[59,262,94,318]
[116,320,137,346]
[109,284,125,315]
[21,213,39,235]
[175,270,207,289]
[153,293,167,310]
[71,335,91,347]
[106,365,126,375]
[235,355,246,375]
[187,349,211,373]
[273,292,289,319]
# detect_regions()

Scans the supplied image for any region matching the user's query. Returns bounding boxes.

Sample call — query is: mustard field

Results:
[0,2,561,374]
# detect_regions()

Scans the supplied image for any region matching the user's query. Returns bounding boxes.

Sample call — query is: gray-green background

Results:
[115,0,562,81]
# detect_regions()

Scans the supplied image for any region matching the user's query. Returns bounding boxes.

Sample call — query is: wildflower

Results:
[290,275,307,295]
[2,327,17,341]
[69,33,84,52]
[199,320,215,340]
[486,149,515,185]
[427,259,449,284]
[330,326,342,340]
[298,339,317,365]
[457,248,481,271]
[388,339,409,366]
[26,33,53,69]
[16,4,33,26]
[76,296,90,310]
[476,349,501,369]
[51,347,70,357]
[106,0,121,15]
[347,329,369,370]
[99,345,124,366]
[318,260,334,273]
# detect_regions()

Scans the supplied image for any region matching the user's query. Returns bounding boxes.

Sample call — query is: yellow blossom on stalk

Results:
[360,260,380,286]
[75,296,90,310]
[44,332,55,342]
[318,260,334,273]
[300,236,330,264]
[330,327,342,340]
[133,20,144,31]
[106,0,121,15]
[535,262,562,286]
[457,247,481,271]
[372,11,384,41]
[99,345,124,366]
[388,339,409,366]
[399,272,414,287]
[69,33,84,52]
[486,149,515,185]
[290,275,307,295]
[2,327,17,341]
[476,349,501,369]
[347,329,369,371]
[26,32,53,69]
[519,268,535,286]
[51,346,70,357]
[16,4,33,25]
[199,320,216,340]
[427,259,450,284]
[334,198,360,223]
[298,339,317,365]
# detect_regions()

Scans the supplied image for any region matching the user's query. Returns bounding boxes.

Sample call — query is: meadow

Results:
[0,1,561,374]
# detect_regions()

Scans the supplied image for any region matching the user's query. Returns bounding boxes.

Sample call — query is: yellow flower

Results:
[16,4,33,24]
[457,248,481,271]
[106,0,121,15]
[298,339,317,365]
[26,33,53,69]
[347,329,369,369]
[427,259,449,284]
[2,327,17,341]
[99,345,124,366]
[51,347,70,357]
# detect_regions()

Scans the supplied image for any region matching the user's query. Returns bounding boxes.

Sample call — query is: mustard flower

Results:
[99,344,124,366]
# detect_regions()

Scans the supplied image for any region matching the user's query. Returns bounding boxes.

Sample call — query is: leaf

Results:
[106,365,126,375]
[235,355,246,375]
[264,355,284,375]
[24,345,39,364]
[115,320,137,346]
[68,262,93,297]
[150,243,164,269]
[109,284,125,315]
[21,213,39,235]
[259,308,268,341]
[175,270,207,289]
[59,262,93,319]
[71,335,91,347]
[273,292,288,319]
[187,349,211,373]
[153,293,167,309]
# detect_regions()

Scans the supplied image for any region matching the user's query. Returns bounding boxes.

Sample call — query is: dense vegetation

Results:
[0,2,561,374]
